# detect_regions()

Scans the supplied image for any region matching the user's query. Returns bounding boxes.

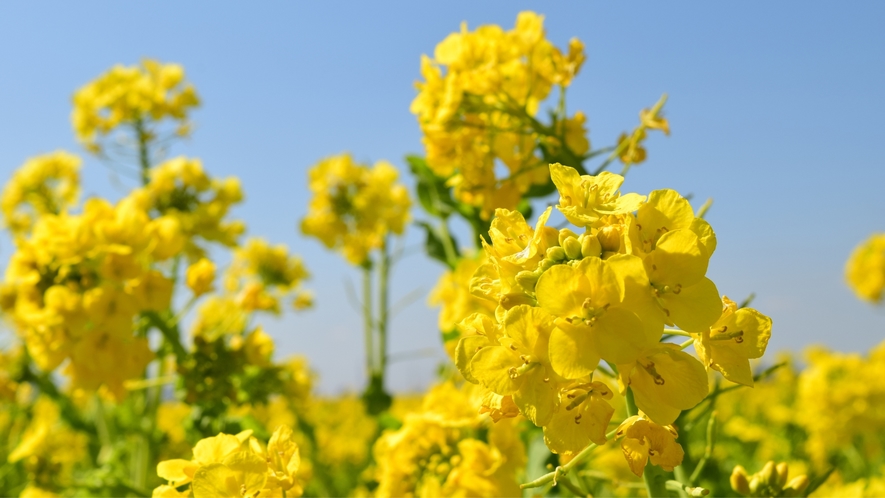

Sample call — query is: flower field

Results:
[1,9,884,498]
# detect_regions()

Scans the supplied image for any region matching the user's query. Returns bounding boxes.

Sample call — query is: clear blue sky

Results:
[1,2,883,393]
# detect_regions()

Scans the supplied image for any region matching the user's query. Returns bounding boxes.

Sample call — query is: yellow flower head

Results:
[225,237,311,313]
[186,258,216,296]
[134,156,245,259]
[846,232,885,303]
[616,413,684,476]
[72,59,199,151]
[1,151,81,236]
[412,13,589,218]
[693,296,772,386]
[301,154,411,265]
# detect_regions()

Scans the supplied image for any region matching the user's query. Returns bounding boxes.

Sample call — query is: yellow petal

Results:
[512,366,558,426]
[157,459,198,486]
[627,345,709,425]
[620,436,650,477]
[222,450,268,496]
[456,335,491,384]
[192,434,241,466]
[502,305,554,359]
[543,396,614,454]
[646,229,708,288]
[192,463,240,498]
[660,277,722,332]
[469,346,523,395]
[548,322,600,379]
[535,264,586,317]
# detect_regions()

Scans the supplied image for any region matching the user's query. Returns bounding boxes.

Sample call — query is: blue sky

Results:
[1,2,883,393]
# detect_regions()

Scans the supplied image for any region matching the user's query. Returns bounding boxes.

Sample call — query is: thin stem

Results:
[145,312,188,364]
[134,118,151,185]
[559,476,587,496]
[688,412,717,485]
[696,198,713,219]
[437,219,458,268]
[377,239,390,383]
[521,428,619,489]
[362,264,375,378]
[664,329,693,338]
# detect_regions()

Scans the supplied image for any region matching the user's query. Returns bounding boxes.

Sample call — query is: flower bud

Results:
[783,475,809,497]
[546,246,566,262]
[516,270,540,292]
[775,462,789,488]
[558,228,578,246]
[580,234,602,258]
[759,461,778,488]
[597,225,622,252]
[539,258,556,271]
[562,236,582,260]
[730,465,750,496]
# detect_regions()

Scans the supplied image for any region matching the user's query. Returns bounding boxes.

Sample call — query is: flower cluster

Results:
[1,151,81,236]
[730,461,809,497]
[846,232,885,303]
[153,425,303,497]
[224,238,312,313]
[1,195,178,398]
[411,12,587,218]
[130,156,245,259]
[72,59,199,152]
[372,382,524,497]
[301,153,411,265]
[453,162,771,470]
[797,343,885,467]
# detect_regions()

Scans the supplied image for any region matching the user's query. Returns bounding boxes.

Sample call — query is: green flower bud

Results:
[580,234,602,258]
[546,246,566,262]
[515,270,540,292]
[558,228,578,246]
[562,236,582,260]
[730,465,750,496]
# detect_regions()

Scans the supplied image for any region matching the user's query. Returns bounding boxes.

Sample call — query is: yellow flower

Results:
[373,382,524,498]
[264,425,304,496]
[630,189,721,331]
[225,238,311,313]
[693,296,772,386]
[412,13,588,217]
[72,59,199,151]
[1,151,81,236]
[617,344,708,425]
[186,258,216,296]
[135,156,245,258]
[536,258,653,379]
[462,305,560,426]
[429,251,497,359]
[616,414,684,476]
[550,163,645,228]
[846,233,885,303]
[543,380,615,455]
[301,154,410,265]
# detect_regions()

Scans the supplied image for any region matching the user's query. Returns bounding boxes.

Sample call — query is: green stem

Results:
[437,219,458,268]
[362,264,375,378]
[626,389,670,497]
[134,118,151,185]
[145,311,188,364]
[520,428,619,489]
[378,239,390,383]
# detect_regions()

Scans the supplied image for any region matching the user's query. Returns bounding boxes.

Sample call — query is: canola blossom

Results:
[0,10,880,498]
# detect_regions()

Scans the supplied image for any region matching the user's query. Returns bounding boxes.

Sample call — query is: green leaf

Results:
[416,221,459,269]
